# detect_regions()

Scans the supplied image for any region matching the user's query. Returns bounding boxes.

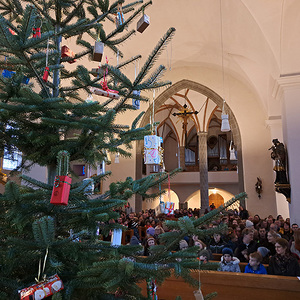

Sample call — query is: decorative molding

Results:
[272,75,300,101]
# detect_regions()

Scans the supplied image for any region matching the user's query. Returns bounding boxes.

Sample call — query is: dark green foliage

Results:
[0,0,247,299]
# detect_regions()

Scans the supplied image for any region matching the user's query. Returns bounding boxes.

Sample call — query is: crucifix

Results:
[172,104,198,148]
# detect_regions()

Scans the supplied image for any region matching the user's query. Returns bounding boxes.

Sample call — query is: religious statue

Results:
[255,177,262,199]
[269,139,288,184]
[269,139,290,202]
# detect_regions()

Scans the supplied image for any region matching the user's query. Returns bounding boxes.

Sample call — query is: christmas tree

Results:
[0,0,247,299]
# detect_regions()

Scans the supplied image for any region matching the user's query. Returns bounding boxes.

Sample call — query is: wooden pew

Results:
[121,229,133,245]
[211,253,222,261]
[139,271,300,300]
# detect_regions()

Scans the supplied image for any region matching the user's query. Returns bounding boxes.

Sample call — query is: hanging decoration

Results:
[114,152,120,163]
[193,254,204,300]
[2,69,30,84]
[143,135,163,165]
[9,28,16,35]
[93,40,104,62]
[221,100,230,132]
[50,150,72,205]
[219,1,231,133]
[146,278,158,300]
[85,93,96,103]
[61,45,76,64]
[164,173,174,215]
[132,90,140,109]
[115,3,125,32]
[111,229,122,247]
[90,57,119,99]
[229,139,237,161]
[19,274,64,300]
[132,61,140,109]
[42,38,50,82]
[32,16,42,38]
[91,63,104,77]
[19,249,64,300]
[137,7,150,33]
[144,89,164,165]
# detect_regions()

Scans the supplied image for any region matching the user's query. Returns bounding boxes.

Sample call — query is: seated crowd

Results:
[114,204,300,277]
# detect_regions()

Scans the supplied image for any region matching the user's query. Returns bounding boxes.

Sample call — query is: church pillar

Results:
[135,147,143,213]
[179,146,186,170]
[274,75,300,225]
[198,131,209,214]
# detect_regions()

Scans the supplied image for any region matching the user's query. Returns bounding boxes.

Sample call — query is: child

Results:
[198,249,211,263]
[219,247,241,272]
[244,251,267,274]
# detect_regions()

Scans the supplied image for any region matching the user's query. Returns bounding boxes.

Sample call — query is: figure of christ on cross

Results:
[172,104,199,148]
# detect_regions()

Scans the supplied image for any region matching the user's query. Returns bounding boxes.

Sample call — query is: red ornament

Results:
[19,274,64,300]
[9,28,16,35]
[61,45,76,64]
[32,27,41,38]
[42,67,49,82]
[50,176,72,205]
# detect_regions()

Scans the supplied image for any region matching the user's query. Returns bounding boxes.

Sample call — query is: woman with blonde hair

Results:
[266,230,280,255]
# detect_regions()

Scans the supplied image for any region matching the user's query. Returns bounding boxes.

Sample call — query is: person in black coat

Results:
[268,238,300,277]
[234,228,257,262]
[239,206,249,220]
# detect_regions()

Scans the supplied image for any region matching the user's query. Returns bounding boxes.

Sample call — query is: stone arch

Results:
[142,189,180,211]
[185,188,240,211]
[135,79,245,211]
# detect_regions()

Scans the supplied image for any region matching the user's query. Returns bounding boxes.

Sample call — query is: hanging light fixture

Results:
[220,0,231,133]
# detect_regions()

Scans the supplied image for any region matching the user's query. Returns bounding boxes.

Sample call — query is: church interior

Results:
[2,0,300,224]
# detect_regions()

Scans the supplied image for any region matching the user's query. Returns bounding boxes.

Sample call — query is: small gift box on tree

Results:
[93,40,104,62]
[164,201,175,215]
[61,45,76,63]
[50,150,72,205]
[137,9,150,33]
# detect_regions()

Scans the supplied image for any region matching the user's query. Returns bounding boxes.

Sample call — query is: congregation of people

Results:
[115,203,300,277]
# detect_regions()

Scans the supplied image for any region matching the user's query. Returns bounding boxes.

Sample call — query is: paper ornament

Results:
[61,45,76,63]
[93,41,104,62]
[50,150,72,205]
[19,274,64,300]
[42,67,49,82]
[32,27,41,38]
[90,87,119,99]
[164,202,174,215]
[115,3,125,31]
[144,135,163,165]
[132,90,140,109]
[2,70,29,84]
[111,229,122,247]
[137,14,150,33]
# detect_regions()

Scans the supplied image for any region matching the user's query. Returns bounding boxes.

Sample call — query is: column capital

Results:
[197,131,208,136]
[273,75,300,101]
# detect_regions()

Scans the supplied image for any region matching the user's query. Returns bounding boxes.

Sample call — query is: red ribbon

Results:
[100,56,119,94]
[54,176,71,188]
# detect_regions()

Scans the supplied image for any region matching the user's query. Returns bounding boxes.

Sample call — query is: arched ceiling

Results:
[120,0,300,117]
[155,88,221,146]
